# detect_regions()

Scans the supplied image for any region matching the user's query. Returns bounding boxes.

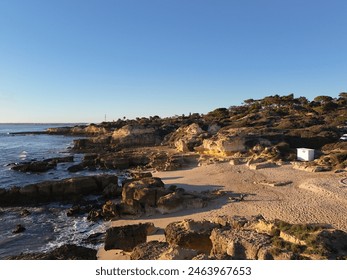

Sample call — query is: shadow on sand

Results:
[159,176,184,181]
[116,183,257,225]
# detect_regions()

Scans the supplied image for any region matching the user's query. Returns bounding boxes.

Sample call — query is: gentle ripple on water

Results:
[0,124,112,259]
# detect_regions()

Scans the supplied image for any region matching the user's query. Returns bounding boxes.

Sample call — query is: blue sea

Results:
[0,123,79,188]
[0,124,109,259]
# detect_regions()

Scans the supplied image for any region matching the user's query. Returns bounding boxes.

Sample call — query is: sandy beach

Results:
[98,162,347,259]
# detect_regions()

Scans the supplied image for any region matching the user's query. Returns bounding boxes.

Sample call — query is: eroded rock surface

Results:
[0,174,118,206]
[104,224,148,251]
[7,244,97,260]
[11,156,74,173]
[112,125,163,148]
[130,241,169,260]
[128,216,347,260]
[165,220,219,254]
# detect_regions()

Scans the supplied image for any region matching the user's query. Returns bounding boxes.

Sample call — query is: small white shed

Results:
[297,148,315,161]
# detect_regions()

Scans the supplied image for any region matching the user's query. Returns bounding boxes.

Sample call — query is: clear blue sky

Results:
[0,0,346,123]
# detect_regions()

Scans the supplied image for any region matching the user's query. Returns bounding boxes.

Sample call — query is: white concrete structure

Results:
[297,148,315,161]
[340,134,347,141]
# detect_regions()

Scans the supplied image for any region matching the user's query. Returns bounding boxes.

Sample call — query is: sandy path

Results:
[98,163,347,259]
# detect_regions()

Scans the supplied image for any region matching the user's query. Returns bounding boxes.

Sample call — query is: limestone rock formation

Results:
[104,224,148,251]
[112,125,162,148]
[128,216,347,260]
[210,228,274,260]
[72,136,112,153]
[46,124,108,135]
[101,200,120,220]
[11,156,74,173]
[165,219,219,254]
[73,149,195,172]
[122,177,167,210]
[200,135,248,156]
[165,123,206,152]
[156,190,206,214]
[158,245,200,260]
[130,241,170,260]
[102,183,119,198]
[87,174,213,221]
[207,123,221,134]
[0,174,118,206]
[7,244,97,260]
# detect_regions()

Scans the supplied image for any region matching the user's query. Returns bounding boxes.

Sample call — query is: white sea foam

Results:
[0,124,113,258]
[19,151,28,159]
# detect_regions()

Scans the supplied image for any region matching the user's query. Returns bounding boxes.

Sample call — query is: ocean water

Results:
[0,124,109,259]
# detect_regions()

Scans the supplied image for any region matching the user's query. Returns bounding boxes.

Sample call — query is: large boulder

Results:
[97,152,151,170]
[112,125,162,148]
[97,176,210,217]
[99,156,130,169]
[148,152,198,171]
[166,123,206,152]
[121,177,207,215]
[83,124,108,135]
[199,135,248,156]
[81,151,154,171]
[156,189,207,214]
[196,127,278,157]
[158,245,200,260]
[156,192,185,214]
[101,200,120,220]
[22,176,99,203]
[121,177,167,209]
[130,241,170,260]
[67,164,85,173]
[101,200,160,220]
[104,224,148,251]
[210,228,274,260]
[165,219,219,254]
[72,136,111,152]
[11,161,57,173]
[102,183,119,198]
[7,244,97,260]
[116,201,144,216]
[11,156,74,173]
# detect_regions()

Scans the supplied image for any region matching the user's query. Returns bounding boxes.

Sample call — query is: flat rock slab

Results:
[248,162,277,170]
[258,180,293,187]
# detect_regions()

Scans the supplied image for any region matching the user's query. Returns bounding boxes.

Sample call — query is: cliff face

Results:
[111,125,163,148]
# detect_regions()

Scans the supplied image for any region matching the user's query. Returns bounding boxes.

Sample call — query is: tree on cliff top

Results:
[313,95,333,104]
[204,108,230,121]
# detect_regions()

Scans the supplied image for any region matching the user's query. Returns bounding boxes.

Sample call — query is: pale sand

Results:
[98,163,347,259]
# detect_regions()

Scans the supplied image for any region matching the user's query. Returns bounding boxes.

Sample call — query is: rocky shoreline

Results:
[119,215,347,260]
[2,94,347,260]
